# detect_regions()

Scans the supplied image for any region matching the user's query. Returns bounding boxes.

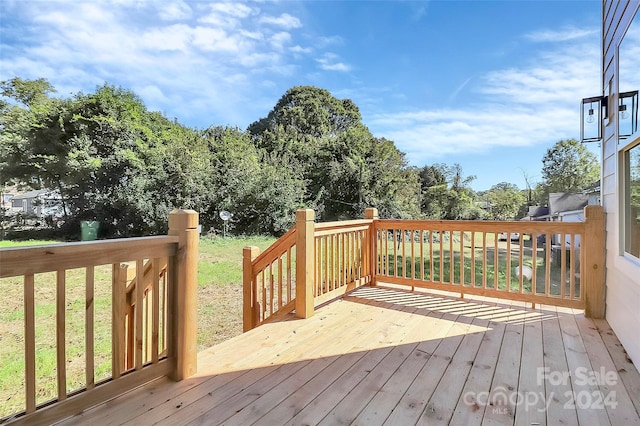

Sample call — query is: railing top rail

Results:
[0,235,179,278]
[314,219,373,230]
[251,227,296,272]
[375,219,585,233]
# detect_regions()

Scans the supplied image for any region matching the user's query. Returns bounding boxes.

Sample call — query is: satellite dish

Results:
[219,211,232,221]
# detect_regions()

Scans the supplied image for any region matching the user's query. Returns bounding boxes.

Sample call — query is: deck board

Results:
[57,285,640,426]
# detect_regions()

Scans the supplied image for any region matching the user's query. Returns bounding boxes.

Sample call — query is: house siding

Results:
[602,0,640,370]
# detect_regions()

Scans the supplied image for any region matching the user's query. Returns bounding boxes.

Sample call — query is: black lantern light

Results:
[580,95,607,143]
[618,90,638,140]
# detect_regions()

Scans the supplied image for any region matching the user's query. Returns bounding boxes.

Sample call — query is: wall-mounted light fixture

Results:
[580,95,607,143]
[619,90,638,140]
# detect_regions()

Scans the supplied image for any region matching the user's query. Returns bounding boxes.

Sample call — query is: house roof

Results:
[521,205,551,221]
[548,192,588,215]
[528,206,550,218]
[11,189,49,200]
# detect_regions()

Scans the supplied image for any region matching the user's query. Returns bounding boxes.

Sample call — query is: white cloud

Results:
[240,30,264,41]
[141,24,191,51]
[210,2,253,18]
[290,45,312,54]
[191,26,242,52]
[158,1,192,21]
[198,2,255,27]
[259,13,302,29]
[525,27,598,42]
[316,53,351,72]
[270,32,292,50]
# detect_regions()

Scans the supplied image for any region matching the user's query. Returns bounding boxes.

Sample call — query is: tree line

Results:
[0,78,600,238]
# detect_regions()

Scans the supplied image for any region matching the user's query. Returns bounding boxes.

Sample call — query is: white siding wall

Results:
[602,0,640,370]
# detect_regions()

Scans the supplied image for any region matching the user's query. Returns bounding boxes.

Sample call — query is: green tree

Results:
[485,182,526,220]
[1,79,204,237]
[201,126,306,235]
[249,86,420,220]
[419,163,483,220]
[541,139,600,196]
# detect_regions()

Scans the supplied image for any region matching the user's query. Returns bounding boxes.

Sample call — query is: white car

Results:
[499,232,520,241]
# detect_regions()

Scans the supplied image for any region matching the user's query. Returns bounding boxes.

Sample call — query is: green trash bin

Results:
[80,221,100,241]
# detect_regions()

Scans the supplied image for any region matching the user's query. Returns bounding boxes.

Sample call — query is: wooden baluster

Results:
[429,230,434,282]
[493,232,498,290]
[418,230,423,281]
[287,247,292,303]
[152,259,160,364]
[162,265,168,354]
[342,232,347,284]
[459,231,464,288]
[323,236,327,291]
[24,273,36,413]
[531,231,538,294]
[56,270,67,400]
[401,228,406,279]
[482,233,487,289]
[314,237,319,295]
[112,263,127,378]
[569,235,576,299]
[135,259,144,370]
[331,234,337,287]
[86,266,95,389]
[451,231,455,286]
[269,262,274,314]
[471,231,476,287]
[410,230,415,282]
[278,256,283,309]
[505,235,511,292]
[439,230,444,283]
[261,271,266,320]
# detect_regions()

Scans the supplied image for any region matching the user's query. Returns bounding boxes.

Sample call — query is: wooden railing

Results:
[242,228,297,331]
[0,209,199,425]
[243,209,377,330]
[313,216,375,305]
[243,206,605,330]
[374,205,605,314]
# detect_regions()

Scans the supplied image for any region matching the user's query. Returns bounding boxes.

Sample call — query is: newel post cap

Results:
[169,209,199,230]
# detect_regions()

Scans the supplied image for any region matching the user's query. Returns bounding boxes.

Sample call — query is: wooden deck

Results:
[58,285,640,426]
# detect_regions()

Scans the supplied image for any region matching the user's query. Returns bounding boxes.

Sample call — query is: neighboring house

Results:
[521,192,588,223]
[10,189,63,218]
[601,1,640,371]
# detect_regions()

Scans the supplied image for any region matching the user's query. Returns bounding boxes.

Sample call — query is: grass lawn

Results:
[0,235,276,419]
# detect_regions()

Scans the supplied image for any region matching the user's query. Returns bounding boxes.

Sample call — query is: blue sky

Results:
[0,0,603,191]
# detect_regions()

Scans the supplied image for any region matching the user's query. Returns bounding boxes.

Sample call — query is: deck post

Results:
[296,209,315,319]
[243,246,260,331]
[365,208,379,286]
[168,209,199,380]
[583,205,605,318]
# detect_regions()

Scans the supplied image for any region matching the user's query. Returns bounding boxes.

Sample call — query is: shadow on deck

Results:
[60,285,640,426]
